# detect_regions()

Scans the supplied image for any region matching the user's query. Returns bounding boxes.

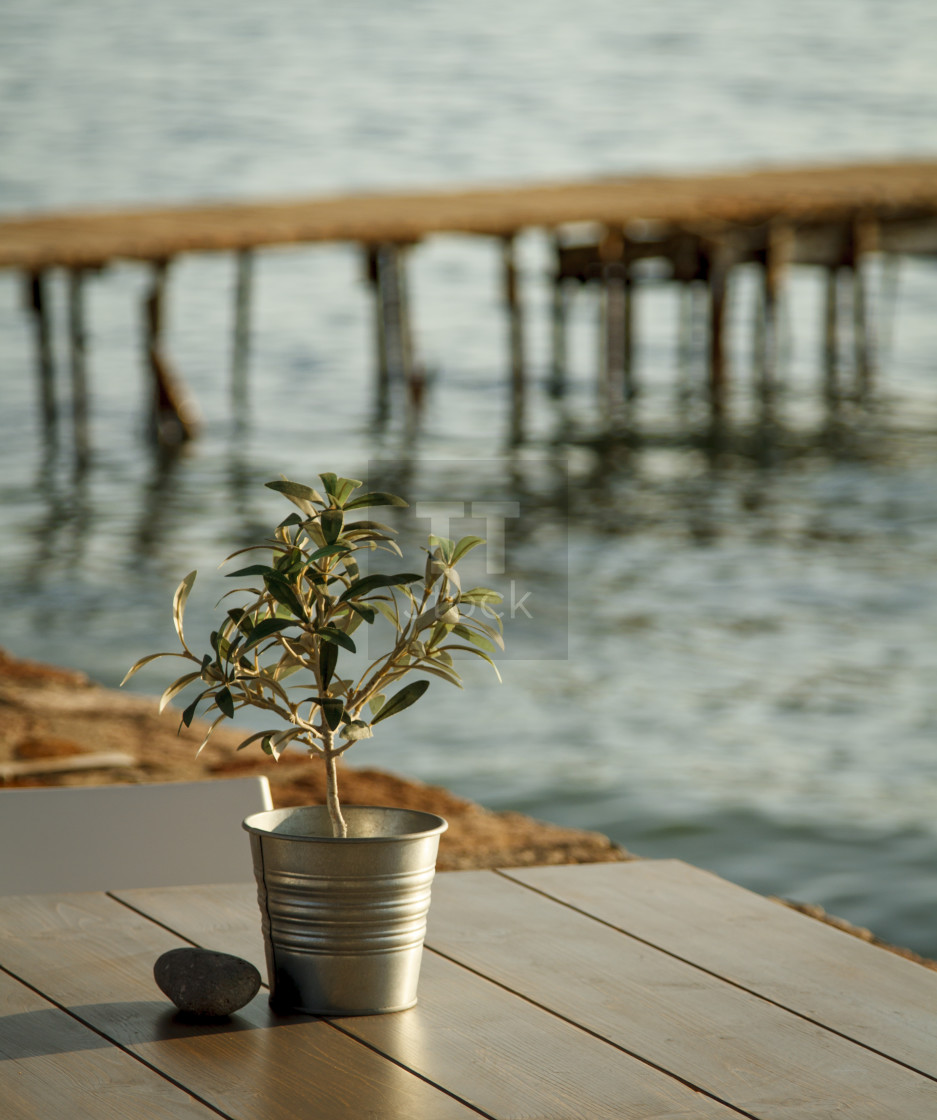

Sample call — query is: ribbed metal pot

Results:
[242,805,447,1016]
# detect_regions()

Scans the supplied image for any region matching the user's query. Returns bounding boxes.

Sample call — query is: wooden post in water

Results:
[597,227,632,417]
[143,259,198,445]
[549,232,568,400]
[394,245,417,418]
[365,242,418,426]
[67,269,90,462]
[851,216,877,401]
[502,235,526,445]
[365,245,391,424]
[26,271,56,432]
[622,241,635,403]
[823,265,840,408]
[704,236,732,419]
[758,223,792,413]
[231,249,253,419]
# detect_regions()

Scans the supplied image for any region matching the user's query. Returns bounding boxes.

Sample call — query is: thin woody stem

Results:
[324,747,347,838]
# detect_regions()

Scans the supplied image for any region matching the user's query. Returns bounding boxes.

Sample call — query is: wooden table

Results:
[2,860,935,1119]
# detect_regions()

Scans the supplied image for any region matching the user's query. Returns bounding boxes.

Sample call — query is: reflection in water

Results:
[28,429,93,585]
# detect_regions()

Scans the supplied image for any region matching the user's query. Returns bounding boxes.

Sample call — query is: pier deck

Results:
[2,159,937,270]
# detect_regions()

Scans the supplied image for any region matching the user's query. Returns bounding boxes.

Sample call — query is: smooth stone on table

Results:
[154,947,261,1017]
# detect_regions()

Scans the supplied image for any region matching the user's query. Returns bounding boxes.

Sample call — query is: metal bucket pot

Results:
[242,805,447,1016]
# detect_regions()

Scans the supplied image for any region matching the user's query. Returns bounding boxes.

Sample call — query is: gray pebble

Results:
[154,947,261,1018]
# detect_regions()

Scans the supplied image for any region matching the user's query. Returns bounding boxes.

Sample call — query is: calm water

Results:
[3,1,937,955]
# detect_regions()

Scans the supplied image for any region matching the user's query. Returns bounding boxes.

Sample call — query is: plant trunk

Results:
[324,750,348,838]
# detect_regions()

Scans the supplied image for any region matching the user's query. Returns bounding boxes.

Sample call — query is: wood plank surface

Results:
[115,883,743,1120]
[0,968,218,1120]
[502,860,937,1080]
[1,159,936,270]
[0,892,478,1120]
[425,870,937,1120]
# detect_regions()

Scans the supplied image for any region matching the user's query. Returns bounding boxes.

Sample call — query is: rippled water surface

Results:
[3,0,937,955]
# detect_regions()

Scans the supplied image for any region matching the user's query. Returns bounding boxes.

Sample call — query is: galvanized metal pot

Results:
[242,805,447,1016]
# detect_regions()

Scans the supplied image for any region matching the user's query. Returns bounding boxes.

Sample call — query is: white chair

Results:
[0,777,273,895]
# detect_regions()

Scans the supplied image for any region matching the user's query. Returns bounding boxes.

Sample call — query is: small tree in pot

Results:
[123,473,503,836]
[123,472,504,1015]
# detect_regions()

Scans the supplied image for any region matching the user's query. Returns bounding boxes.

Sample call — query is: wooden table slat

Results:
[425,870,937,1120]
[115,883,744,1120]
[0,968,219,1120]
[0,893,478,1120]
[502,860,937,1078]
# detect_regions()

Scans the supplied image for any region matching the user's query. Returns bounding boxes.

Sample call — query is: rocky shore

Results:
[2,647,934,971]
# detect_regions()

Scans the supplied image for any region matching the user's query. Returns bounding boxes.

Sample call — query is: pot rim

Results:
[242,804,448,842]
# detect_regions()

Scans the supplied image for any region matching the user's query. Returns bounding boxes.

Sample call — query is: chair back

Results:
[0,777,273,895]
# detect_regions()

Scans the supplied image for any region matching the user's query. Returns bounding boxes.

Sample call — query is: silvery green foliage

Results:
[123,473,503,836]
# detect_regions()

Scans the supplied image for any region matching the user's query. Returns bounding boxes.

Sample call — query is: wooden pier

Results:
[2,158,937,446]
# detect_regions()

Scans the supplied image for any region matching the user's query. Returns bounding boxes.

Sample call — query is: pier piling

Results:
[502,235,526,445]
[67,269,90,462]
[26,271,56,432]
[231,249,253,418]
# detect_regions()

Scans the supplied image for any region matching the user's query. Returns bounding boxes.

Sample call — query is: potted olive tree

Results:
[123,472,502,1015]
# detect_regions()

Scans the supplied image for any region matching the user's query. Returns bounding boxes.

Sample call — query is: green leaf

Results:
[158,671,202,714]
[194,714,226,757]
[459,586,503,606]
[240,617,294,653]
[416,663,464,687]
[267,727,302,760]
[181,689,209,728]
[308,543,352,563]
[319,641,338,688]
[338,572,422,602]
[368,693,386,716]
[451,624,496,653]
[263,574,307,619]
[429,536,454,563]
[440,645,503,682]
[120,651,178,687]
[235,729,278,753]
[227,607,254,636]
[318,472,339,497]
[347,602,376,624]
[451,535,486,564]
[321,508,344,544]
[370,679,430,724]
[345,490,409,510]
[226,563,274,578]
[318,626,356,654]
[333,476,364,505]
[344,519,396,536]
[266,479,324,504]
[340,719,373,741]
[216,686,235,719]
[172,571,197,651]
[318,697,344,731]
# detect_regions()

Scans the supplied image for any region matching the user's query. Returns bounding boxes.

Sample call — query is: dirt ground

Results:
[2,647,934,971]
